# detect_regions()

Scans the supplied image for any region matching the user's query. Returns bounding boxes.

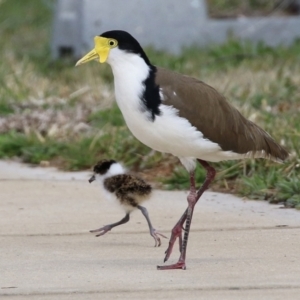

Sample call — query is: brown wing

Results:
[155,67,288,161]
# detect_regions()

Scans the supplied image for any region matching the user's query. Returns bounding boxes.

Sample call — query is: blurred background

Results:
[0,0,299,207]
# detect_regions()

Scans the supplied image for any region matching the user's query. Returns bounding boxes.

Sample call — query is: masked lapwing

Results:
[89,159,166,247]
[76,30,289,270]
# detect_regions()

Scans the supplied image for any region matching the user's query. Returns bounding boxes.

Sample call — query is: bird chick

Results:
[89,159,166,246]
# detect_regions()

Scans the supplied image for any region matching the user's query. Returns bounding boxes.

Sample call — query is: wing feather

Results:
[155,67,288,161]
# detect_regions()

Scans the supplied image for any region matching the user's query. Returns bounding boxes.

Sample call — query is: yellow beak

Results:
[75,36,111,66]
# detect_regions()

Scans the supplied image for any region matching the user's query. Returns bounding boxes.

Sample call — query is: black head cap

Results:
[93,159,116,175]
[100,30,151,65]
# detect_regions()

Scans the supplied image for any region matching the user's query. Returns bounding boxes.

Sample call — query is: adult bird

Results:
[76,30,289,270]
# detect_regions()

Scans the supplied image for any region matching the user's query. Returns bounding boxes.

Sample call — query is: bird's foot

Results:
[150,229,168,247]
[89,225,112,237]
[157,259,186,270]
[163,224,183,262]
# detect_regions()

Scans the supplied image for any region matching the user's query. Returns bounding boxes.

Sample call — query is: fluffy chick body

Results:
[89,159,166,246]
[103,174,151,212]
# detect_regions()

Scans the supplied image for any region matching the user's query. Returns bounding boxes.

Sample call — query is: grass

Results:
[207,0,294,18]
[0,0,299,208]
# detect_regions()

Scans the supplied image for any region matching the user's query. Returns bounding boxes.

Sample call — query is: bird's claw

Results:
[157,260,186,270]
[90,225,112,237]
[151,229,168,247]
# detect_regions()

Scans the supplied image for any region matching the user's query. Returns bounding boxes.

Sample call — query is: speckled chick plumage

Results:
[89,159,166,246]
[91,159,152,211]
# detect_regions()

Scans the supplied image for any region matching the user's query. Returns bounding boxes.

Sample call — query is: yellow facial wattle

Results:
[75,36,118,66]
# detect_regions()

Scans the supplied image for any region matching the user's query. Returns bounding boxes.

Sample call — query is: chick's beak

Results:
[89,174,96,183]
[75,36,111,66]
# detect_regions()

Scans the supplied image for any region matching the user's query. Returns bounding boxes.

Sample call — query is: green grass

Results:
[88,104,125,128]
[0,0,299,209]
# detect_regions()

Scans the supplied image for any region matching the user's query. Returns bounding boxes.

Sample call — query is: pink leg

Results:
[157,160,216,270]
[161,173,195,263]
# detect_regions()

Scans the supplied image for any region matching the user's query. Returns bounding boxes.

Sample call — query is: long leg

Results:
[162,172,196,262]
[157,160,216,270]
[90,213,130,237]
[137,205,167,247]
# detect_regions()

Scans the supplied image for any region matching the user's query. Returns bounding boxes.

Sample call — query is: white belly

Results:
[119,101,224,160]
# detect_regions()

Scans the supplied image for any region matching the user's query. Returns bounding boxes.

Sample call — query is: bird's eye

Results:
[108,39,117,48]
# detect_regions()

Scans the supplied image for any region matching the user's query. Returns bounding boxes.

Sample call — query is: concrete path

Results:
[1,160,300,299]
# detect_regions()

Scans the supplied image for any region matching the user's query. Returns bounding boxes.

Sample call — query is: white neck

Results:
[107,48,150,111]
[105,162,125,178]
[94,162,126,184]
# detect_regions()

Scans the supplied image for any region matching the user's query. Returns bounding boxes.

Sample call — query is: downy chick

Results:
[89,159,166,246]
